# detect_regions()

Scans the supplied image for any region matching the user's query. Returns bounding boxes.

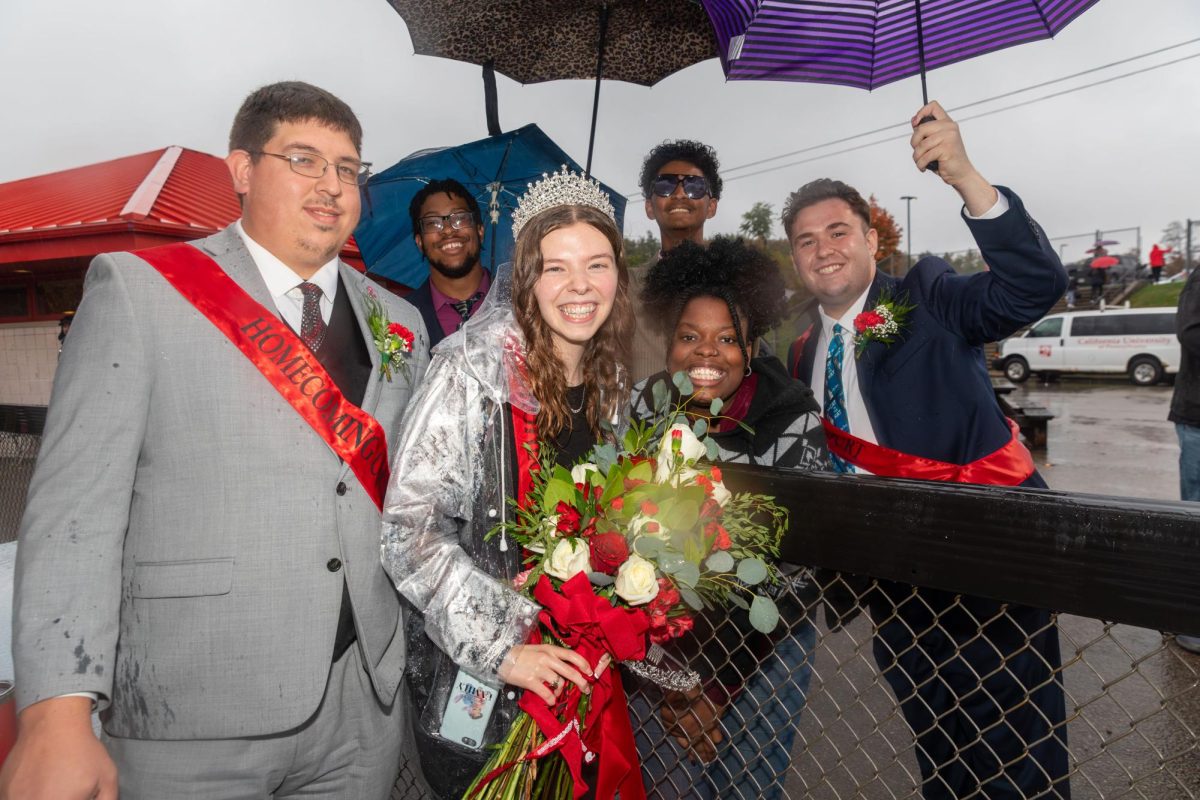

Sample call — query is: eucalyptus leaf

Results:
[749,594,780,633]
[634,537,664,558]
[705,551,735,573]
[673,561,700,588]
[709,396,724,416]
[679,586,705,611]
[691,418,708,438]
[651,379,669,411]
[671,370,694,395]
[588,572,615,587]
[658,552,687,574]
[704,437,719,460]
[592,443,618,476]
[727,593,750,611]
[736,557,769,586]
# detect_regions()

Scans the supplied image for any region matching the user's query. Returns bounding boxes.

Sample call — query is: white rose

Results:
[655,424,706,482]
[544,538,590,581]
[571,463,600,485]
[628,512,668,540]
[614,554,660,606]
[709,478,732,507]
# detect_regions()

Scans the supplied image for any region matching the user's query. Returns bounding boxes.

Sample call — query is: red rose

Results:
[705,520,731,551]
[555,502,582,534]
[854,310,884,333]
[589,531,629,575]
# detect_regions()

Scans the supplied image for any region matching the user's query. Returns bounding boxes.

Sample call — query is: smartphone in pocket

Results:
[438,668,499,750]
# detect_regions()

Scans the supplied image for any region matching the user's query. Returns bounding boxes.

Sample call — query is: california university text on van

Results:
[993,308,1179,386]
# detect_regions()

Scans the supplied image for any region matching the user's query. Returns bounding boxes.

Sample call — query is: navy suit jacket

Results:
[404,279,446,353]
[788,187,1066,488]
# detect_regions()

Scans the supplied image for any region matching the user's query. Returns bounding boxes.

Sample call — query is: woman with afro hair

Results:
[629,236,827,799]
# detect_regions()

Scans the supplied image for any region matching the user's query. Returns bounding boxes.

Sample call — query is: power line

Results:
[722,38,1200,177]
[623,38,1200,197]
[718,51,1200,186]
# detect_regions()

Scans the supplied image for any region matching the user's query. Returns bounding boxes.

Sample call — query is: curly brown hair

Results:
[511,205,633,443]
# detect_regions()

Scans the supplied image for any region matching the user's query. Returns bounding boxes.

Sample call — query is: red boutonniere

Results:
[852,290,915,358]
[364,287,415,383]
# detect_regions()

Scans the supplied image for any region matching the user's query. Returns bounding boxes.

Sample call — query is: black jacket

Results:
[1170,268,1200,427]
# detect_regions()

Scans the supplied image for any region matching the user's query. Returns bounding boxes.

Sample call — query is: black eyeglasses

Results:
[418,211,477,234]
[652,173,710,200]
[252,151,371,186]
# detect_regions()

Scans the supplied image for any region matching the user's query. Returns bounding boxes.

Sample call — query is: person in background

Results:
[629,140,722,382]
[405,179,491,355]
[1150,243,1173,284]
[1169,265,1200,653]
[630,236,827,800]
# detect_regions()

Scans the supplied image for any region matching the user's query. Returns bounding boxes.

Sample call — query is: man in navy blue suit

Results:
[786,102,1070,799]
[405,178,491,354]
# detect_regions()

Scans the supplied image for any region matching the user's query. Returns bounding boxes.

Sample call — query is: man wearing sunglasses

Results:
[406,179,491,353]
[629,140,723,380]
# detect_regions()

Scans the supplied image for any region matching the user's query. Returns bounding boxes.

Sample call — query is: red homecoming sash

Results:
[822,417,1035,486]
[135,243,390,510]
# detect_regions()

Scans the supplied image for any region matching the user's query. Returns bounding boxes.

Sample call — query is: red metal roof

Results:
[0,146,361,261]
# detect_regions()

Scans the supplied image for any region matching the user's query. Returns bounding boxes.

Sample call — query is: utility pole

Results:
[1188,219,1195,274]
[901,195,917,273]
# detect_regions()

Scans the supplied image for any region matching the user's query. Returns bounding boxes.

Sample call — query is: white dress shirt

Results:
[808,193,1011,474]
[235,221,339,327]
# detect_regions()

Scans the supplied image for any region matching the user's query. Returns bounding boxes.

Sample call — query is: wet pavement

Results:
[787,378,1200,799]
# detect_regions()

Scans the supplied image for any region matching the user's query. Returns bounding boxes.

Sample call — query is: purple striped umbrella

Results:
[701,0,1101,91]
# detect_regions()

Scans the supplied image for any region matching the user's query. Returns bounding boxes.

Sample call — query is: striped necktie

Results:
[824,323,852,473]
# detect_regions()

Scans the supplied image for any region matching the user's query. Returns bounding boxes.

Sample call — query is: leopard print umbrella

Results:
[387,0,717,86]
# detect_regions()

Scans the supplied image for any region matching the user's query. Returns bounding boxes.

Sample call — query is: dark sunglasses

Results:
[652,174,710,200]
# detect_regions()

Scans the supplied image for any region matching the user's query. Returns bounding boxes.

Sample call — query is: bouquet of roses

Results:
[465,374,788,800]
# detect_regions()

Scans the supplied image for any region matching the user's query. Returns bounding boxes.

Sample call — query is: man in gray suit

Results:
[0,82,429,798]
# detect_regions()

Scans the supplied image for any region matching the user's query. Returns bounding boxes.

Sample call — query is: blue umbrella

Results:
[355,123,627,289]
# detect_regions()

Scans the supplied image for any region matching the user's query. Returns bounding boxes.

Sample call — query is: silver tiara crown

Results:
[511,166,616,239]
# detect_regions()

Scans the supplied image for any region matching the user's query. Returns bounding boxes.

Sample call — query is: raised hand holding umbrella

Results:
[908,101,998,216]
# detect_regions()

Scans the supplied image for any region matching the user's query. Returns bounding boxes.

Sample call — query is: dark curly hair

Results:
[639,140,723,200]
[641,236,787,369]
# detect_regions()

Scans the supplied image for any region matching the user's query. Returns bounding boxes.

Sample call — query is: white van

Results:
[993,308,1178,386]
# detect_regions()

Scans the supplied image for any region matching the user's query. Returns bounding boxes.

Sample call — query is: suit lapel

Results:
[855,271,897,439]
[197,226,278,315]
[340,264,383,415]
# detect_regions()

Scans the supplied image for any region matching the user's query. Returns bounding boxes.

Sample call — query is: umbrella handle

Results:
[918,114,940,174]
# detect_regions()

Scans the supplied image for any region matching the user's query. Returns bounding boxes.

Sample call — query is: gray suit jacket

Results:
[13,226,429,740]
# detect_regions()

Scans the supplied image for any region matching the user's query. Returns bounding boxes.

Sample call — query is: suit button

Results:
[327,558,342,572]
[336,482,348,496]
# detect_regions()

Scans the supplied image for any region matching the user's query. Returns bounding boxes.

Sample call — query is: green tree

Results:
[623,232,660,268]
[739,202,774,243]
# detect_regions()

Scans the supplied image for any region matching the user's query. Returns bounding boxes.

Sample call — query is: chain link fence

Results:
[0,405,44,544]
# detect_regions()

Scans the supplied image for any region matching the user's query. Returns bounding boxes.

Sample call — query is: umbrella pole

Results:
[585,5,610,177]
[913,0,939,173]
[483,60,501,137]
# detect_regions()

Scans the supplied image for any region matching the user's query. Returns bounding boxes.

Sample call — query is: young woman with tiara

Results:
[630,235,828,800]
[381,168,634,798]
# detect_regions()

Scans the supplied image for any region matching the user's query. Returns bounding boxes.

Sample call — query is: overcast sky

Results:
[2,0,1198,263]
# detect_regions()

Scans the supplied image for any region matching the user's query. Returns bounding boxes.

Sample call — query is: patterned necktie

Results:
[824,323,852,473]
[298,282,327,352]
[450,292,483,326]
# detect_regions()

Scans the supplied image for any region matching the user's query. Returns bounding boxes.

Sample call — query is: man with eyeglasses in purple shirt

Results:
[405,179,491,354]
[629,140,723,381]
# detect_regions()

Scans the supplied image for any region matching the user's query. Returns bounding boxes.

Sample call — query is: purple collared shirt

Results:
[429,269,492,338]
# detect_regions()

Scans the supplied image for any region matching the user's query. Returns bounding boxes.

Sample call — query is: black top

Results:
[550,385,596,468]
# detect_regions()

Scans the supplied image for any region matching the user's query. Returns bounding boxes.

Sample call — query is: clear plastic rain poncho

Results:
[381,262,541,779]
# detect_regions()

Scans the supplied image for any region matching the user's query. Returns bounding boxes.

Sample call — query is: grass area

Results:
[1129,281,1183,308]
